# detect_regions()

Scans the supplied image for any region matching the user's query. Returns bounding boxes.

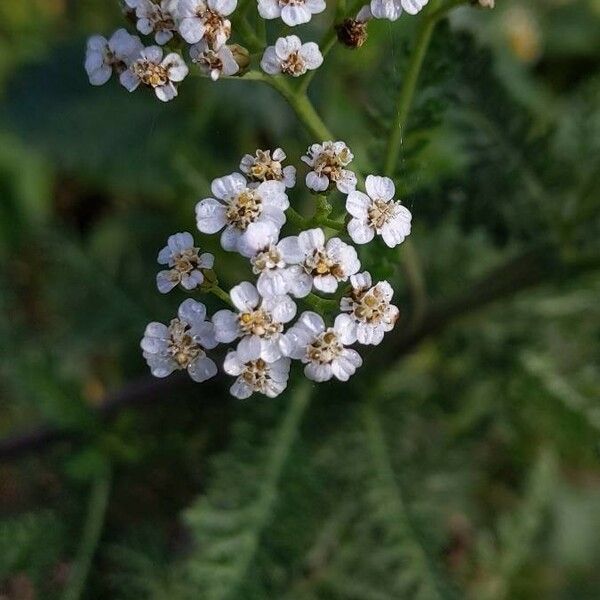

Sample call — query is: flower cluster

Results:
[86,0,433,101]
[141,142,410,399]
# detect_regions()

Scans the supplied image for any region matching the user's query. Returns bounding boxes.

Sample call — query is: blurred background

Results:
[1,0,599,598]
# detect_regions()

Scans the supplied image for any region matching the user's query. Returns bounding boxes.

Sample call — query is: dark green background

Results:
[0,0,599,598]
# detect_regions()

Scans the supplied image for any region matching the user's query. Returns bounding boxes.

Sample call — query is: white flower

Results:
[284,312,362,382]
[370,0,427,20]
[196,173,289,252]
[85,29,143,86]
[120,46,189,102]
[478,0,494,7]
[261,36,323,77]
[238,222,311,298]
[190,40,238,80]
[257,0,325,26]
[302,141,357,194]
[156,232,214,293]
[213,281,296,362]
[224,353,291,399]
[346,175,412,248]
[178,0,236,46]
[134,0,179,44]
[338,272,399,345]
[141,299,218,382]
[291,228,360,294]
[240,148,296,189]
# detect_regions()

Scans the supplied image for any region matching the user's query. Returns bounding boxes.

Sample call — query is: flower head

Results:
[370,0,428,20]
[120,46,188,101]
[196,173,289,252]
[336,7,370,49]
[338,272,399,345]
[190,40,239,80]
[85,29,143,86]
[284,312,362,382]
[213,281,296,362]
[257,0,326,26]
[224,353,291,398]
[292,228,360,294]
[302,141,357,194]
[346,175,412,247]
[156,232,214,293]
[134,0,178,44]
[261,36,323,78]
[240,148,296,189]
[141,299,218,382]
[238,222,311,298]
[178,0,236,46]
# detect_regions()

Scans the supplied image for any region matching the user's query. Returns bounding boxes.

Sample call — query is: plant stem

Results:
[383,1,464,329]
[62,468,112,600]
[266,77,335,141]
[304,292,338,313]
[208,284,235,307]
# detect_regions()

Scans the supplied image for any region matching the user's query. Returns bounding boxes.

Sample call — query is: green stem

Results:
[265,77,334,141]
[304,292,338,313]
[208,284,235,307]
[62,468,112,600]
[383,1,465,329]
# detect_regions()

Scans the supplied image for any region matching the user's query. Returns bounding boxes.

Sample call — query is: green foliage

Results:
[0,1,599,599]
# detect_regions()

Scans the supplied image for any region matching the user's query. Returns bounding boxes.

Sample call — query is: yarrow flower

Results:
[156,232,214,293]
[213,281,296,361]
[338,272,399,345]
[190,40,239,80]
[224,353,291,398]
[240,148,296,189]
[302,141,357,194]
[292,228,360,294]
[261,36,323,78]
[85,29,143,86]
[141,299,218,381]
[238,222,311,298]
[120,46,189,101]
[346,174,412,248]
[370,0,428,21]
[177,0,236,47]
[284,312,363,382]
[132,0,179,45]
[257,0,326,26]
[195,173,289,251]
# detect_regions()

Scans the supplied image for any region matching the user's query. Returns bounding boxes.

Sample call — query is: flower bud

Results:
[229,44,251,73]
[336,18,369,49]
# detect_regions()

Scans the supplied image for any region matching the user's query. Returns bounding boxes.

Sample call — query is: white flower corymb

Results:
[141,299,218,382]
[346,174,412,247]
[224,352,291,398]
[338,271,399,345]
[257,0,325,26]
[85,29,143,86]
[238,222,311,298]
[240,148,296,189]
[292,228,360,294]
[212,281,296,362]
[261,36,323,77]
[178,0,236,47]
[133,0,179,45]
[190,40,239,80]
[302,141,357,194]
[284,311,363,382]
[120,46,188,102]
[196,173,289,252]
[156,232,214,294]
[370,0,428,21]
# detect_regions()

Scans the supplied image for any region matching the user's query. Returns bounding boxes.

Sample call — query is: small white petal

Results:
[365,175,395,201]
[348,218,375,245]
[305,362,332,382]
[213,310,240,342]
[188,357,218,382]
[230,281,260,312]
[196,198,227,234]
[237,335,262,362]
